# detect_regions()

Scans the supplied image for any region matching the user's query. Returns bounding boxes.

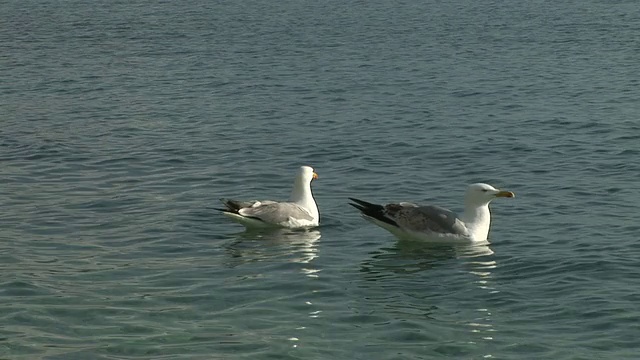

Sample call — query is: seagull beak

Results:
[312,172,318,180]
[495,190,515,198]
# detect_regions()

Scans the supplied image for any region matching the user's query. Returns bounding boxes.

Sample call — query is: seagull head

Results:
[298,166,318,183]
[465,183,515,206]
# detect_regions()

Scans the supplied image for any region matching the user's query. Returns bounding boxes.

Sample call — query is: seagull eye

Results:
[481,189,489,192]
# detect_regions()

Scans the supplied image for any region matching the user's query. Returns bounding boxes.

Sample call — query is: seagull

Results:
[349,183,514,243]
[218,166,319,229]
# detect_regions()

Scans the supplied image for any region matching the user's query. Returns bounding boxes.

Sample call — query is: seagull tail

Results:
[348,197,380,212]
[348,198,399,227]
[218,198,245,214]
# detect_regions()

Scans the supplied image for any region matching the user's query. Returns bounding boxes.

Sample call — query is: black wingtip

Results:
[348,197,370,212]
[219,198,244,213]
[348,197,372,206]
[347,197,398,228]
[348,197,382,210]
[348,202,366,212]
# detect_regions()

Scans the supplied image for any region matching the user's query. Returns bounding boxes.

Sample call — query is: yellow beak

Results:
[495,190,515,198]
[312,172,318,180]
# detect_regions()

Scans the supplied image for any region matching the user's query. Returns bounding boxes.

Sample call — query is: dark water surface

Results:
[2,0,640,358]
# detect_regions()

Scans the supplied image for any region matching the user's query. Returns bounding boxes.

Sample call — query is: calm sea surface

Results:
[2,0,640,358]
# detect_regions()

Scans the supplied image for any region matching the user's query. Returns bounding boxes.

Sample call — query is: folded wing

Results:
[237,202,314,223]
[349,198,468,236]
[389,204,467,235]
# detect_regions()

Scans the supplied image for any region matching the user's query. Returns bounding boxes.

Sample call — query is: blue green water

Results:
[2,0,640,358]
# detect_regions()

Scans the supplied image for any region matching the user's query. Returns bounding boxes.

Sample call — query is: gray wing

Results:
[386,204,468,235]
[220,198,277,211]
[238,202,313,223]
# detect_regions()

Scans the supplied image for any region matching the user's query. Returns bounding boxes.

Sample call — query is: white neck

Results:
[290,178,319,219]
[461,203,491,241]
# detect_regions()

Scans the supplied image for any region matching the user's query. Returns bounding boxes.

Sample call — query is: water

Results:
[2,0,640,358]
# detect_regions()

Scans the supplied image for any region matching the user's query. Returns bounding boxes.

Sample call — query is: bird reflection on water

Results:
[222,228,321,274]
[360,241,493,278]
[358,240,498,356]
[219,228,324,349]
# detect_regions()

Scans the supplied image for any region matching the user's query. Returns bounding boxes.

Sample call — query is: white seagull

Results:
[218,166,319,229]
[349,183,514,244]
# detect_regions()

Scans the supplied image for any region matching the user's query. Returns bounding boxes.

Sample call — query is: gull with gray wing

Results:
[218,166,319,229]
[349,183,514,244]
